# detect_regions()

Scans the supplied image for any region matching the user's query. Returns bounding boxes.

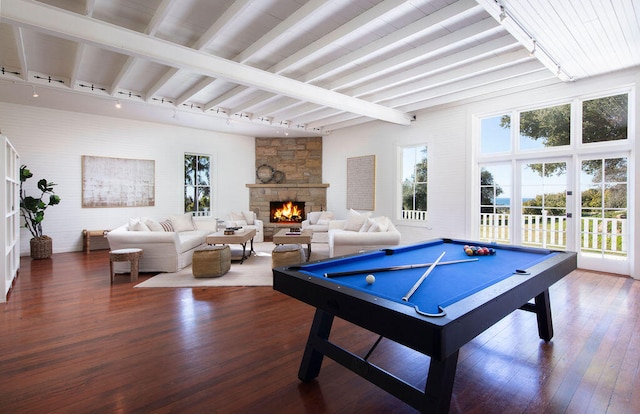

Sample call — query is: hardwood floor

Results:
[1,250,639,413]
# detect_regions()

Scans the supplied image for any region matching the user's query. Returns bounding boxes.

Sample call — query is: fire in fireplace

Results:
[270,201,305,223]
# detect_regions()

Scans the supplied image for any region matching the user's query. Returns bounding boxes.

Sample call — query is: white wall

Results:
[0,102,255,255]
[324,69,638,275]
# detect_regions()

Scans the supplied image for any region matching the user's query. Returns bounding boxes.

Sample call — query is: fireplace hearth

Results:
[270,201,305,223]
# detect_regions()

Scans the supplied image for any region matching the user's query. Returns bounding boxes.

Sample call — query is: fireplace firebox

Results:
[270,201,305,223]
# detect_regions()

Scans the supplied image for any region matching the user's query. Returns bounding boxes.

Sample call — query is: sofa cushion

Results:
[177,231,207,253]
[170,213,196,232]
[241,211,255,225]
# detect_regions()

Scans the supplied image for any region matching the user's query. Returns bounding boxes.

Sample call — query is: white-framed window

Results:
[400,145,428,221]
[184,153,211,217]
[475,90,632,274]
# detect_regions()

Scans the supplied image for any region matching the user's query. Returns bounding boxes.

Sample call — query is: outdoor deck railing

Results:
[478,213,628,255]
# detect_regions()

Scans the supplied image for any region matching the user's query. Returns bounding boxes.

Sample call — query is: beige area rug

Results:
[134,242,329,288]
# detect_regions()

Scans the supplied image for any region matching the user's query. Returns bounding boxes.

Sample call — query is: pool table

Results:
[272,238,577,414]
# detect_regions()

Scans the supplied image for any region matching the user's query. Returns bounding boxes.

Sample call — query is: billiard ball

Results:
[366,274,375,284]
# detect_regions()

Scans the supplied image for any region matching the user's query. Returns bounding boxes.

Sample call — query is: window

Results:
[401,145,427,221]
[480,114,511,154]
[519,103,571,150]
[582,94,628,143]
[184,154,211,216]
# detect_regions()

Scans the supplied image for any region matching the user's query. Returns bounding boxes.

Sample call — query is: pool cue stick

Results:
[323,258,477,278]
[402,251,446,302]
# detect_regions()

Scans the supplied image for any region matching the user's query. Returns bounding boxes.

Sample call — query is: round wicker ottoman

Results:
[272,244,306,268]
[192,245,231,278]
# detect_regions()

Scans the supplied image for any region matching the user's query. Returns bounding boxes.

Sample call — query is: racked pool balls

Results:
[463,245,496,256]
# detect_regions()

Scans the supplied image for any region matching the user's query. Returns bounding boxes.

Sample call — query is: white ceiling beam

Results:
[229,0,479,120]
[175,77,216,107]
[0,1,415,124]
[271,0,414,75]
[301,0,481,83]
[11,26,28,81]
[326,18,500,91]
[110,0,179,94]
[348,35,519,98]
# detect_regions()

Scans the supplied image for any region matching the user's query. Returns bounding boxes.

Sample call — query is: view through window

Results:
[184,153,211,216]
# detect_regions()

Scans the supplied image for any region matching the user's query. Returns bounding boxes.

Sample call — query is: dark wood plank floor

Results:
[1,250,639,413]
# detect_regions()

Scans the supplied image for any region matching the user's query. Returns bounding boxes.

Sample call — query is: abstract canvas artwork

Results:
[82,155,155,207]
[347,155,375,210]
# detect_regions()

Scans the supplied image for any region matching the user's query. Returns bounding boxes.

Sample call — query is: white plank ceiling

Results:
[1,0,638,137]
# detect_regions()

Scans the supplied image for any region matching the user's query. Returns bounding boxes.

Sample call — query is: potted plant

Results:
[19,165,61,259]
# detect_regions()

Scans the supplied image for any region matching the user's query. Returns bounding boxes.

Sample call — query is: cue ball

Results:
[366,274,375,284]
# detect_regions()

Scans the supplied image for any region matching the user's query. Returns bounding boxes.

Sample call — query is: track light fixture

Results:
[493,0,573,81]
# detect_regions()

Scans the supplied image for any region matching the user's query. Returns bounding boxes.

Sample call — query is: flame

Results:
[273,201,304,222]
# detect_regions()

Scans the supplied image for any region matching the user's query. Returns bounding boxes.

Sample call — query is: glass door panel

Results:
[520,161,568,250]
[579,157,628,264]
[479,164,512,244]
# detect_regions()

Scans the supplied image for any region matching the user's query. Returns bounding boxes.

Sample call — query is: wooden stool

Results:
[272,244,306,268]
[109,248,143,283]
[192,245,231,278]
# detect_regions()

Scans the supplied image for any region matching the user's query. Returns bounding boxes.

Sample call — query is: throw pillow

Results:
[343,209,371,231]
[160,220,174,232]
[318,211,334,221]
[360,217,375,232]
[307,211,322,225]
[368,216,390,232]
[230,211,245,222]
[129,218,150,232]
[241,211,255,225]
[142,217,164,232]
[170,213,196,232]
[317,219,331,226]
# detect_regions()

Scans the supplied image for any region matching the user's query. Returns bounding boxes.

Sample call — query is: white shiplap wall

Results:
[0,102,255,256]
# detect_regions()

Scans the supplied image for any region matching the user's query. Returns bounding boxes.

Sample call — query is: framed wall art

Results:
[82,155,155,207]
[346,154,376,210]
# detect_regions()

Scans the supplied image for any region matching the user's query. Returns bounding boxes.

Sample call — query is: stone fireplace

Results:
[247,137,329,239]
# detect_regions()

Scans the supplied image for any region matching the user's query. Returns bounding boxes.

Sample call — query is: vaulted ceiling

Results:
[1,0,639,137]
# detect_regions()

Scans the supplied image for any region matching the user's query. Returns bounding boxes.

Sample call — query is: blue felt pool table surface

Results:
[297,239,557,316]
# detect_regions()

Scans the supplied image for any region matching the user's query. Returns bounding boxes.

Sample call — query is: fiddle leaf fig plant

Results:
[19,165,61,239]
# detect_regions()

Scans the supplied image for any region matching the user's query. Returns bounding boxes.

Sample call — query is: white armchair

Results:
[226,211,264,242]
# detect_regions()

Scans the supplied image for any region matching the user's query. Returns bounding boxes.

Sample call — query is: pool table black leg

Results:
[422,351,459,414]
[298,309,334,382]
[534,289,554,341]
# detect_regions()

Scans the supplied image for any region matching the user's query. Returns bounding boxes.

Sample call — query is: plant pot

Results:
[30,236,52,260]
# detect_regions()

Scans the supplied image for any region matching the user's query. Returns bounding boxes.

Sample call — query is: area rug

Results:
[134,242,328,288]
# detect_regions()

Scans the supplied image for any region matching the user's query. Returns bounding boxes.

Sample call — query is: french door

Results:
[480,155,630,275]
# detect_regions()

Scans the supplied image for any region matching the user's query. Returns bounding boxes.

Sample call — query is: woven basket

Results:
[30,236,53,260]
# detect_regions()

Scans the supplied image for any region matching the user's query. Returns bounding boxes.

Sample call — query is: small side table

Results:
[83,229,109,254]
[109,248,143,283]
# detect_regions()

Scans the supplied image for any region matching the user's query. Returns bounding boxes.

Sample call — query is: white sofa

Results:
[225,211,264,242]
[107,214,217,273]
[301,211,334,243]
[328,212,401,257]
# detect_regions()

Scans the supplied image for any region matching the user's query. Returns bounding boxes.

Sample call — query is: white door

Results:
[577,155,630,275]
